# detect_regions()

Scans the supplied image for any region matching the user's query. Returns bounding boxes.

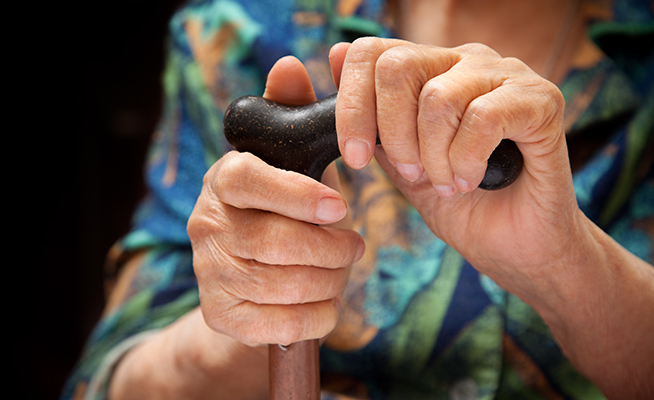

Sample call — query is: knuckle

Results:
[465,97,503,134]
[420,80,460,117]
[418,83,462,136]
[349,37,384,59]
[458,42,500,59]
[499,56,531,73]
[186,210,203,240]
[527,79,566,128]
[187,195,232,253]
[544,80,565,110]
[213,152,256,204]
[345,37,397,72]
[375,52,410,89]
[187,208,218,250]
[376,46,430,93]
[375,46,408,75]
[217,154,250,180]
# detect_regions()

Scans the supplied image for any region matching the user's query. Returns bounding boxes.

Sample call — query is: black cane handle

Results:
[223,93,523,189]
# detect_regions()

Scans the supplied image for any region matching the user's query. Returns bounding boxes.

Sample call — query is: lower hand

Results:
[188,56,364,347]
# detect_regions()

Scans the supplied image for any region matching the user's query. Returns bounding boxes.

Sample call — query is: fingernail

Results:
[454,175,472,193]
[316,197,347,222]
[343,139,370,169]
[395,163,423,182]
[433,184,456,198]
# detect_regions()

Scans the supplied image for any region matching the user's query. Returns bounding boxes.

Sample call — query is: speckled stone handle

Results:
[223,93,523,189]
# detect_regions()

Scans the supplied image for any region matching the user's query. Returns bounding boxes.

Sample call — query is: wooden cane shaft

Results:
[269,340,320,400]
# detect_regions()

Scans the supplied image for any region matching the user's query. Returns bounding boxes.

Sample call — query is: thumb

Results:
[263,56,317,105]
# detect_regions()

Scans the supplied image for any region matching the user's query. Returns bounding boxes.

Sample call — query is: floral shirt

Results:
[62,0,653,399]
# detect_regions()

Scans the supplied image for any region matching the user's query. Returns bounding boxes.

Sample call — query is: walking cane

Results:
[223,93,523,399]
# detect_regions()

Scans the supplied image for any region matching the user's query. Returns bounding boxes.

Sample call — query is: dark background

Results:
[33,1,185,398]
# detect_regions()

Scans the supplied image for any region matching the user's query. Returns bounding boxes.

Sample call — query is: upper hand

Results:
[330,38,581,301]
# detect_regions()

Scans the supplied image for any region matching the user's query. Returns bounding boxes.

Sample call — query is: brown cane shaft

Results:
[269,340,320,400]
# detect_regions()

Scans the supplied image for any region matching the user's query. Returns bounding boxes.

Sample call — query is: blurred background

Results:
[32,0,185,397]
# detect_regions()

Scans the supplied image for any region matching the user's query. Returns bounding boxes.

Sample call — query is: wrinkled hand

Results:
[188,57,364,347]
[329,38,580,301]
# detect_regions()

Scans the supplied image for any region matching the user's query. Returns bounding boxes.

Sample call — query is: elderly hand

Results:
[328,38,654,400]
[109,57,364,400]
[329,38,577,303]
[188,56,364,348]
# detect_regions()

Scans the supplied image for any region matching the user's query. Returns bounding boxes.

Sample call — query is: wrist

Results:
[518,212,654,398]
[108,331,177,400]
[172,309,269,399]
[108,308,269,400]
[520,210,603,331]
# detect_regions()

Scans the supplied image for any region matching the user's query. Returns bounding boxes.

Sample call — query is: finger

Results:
[450,60,563,190]
[375,45,460,182]
[328,42,351,89]
[336,37,409,169]
[217,259,348,306]
[415,52,503,194]
[217,206,365,268]
[210,152,348,225]
[263,55,317,105]
[223,300,341,346]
